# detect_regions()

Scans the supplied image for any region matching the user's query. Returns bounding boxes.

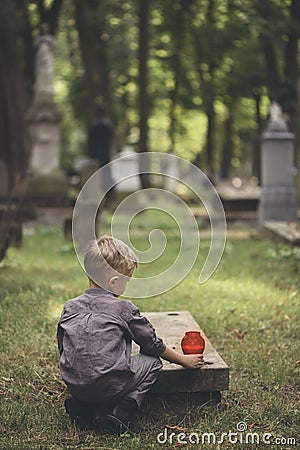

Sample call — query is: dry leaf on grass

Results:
[249,422,260,429]
[165,425,189,432]
[231,329,246,339]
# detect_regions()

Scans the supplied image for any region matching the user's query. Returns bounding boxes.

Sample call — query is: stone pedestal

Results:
[26,102,68,201]
[258,114,297,227]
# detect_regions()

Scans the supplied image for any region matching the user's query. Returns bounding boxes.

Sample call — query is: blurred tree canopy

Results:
[0,0,299,187]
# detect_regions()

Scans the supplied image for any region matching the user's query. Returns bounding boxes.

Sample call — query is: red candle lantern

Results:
[181,331,205,354]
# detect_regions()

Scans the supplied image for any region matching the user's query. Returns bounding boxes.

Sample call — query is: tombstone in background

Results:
[78,159,99,189]
[160,153,180,192]
[258,102,298,227]
[26,23,67,202]
[112,146,141,192]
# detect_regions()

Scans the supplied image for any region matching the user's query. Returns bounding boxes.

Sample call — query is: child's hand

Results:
[181,354,204,369]
[160,346,204,368]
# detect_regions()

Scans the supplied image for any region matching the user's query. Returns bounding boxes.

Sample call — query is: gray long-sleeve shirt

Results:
[57,288,166,386]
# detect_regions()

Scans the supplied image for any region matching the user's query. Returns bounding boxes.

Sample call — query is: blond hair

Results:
[84,235,138,283]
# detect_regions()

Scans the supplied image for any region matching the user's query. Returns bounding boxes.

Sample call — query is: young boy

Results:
[57,235,204,435]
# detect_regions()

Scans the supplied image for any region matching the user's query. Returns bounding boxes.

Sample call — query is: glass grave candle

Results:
[181,331,205,354]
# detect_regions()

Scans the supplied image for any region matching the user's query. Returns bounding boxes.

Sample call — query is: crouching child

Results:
[57,235,204,435]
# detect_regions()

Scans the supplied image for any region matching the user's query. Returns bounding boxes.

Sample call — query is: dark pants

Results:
[67,354,162,408]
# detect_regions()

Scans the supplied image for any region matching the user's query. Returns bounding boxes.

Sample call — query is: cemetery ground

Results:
[0,225,299,450]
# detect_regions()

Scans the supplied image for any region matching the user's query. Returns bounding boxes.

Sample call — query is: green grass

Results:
[0,226,299,449]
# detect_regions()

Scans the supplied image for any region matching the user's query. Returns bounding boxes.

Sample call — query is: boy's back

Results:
[58,287,165,388]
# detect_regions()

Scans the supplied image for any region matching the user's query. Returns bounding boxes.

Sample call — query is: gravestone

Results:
[26,23,67,202]
[258,103,297,227]
[79,159,100,189]
[72,161,103,251]
[160,154,180,192]
[112,147,141,192]
[132,311,229,397]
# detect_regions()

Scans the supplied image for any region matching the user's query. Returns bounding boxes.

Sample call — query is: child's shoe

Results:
[103,397,142,436]
[64,396,96,430]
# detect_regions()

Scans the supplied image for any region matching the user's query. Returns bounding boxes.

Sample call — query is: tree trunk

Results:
[169,73,178,155]
[283,0,300,127]
[75,0,111,120]
[260,37,280,103]
[220,106,233,180]
[206,99,215,178]
[284,0,300,198]
[168,0,190,154]
[0,1,32,187]
[252,94,262,183]
[138,0,151,188]
[36,0,64,35]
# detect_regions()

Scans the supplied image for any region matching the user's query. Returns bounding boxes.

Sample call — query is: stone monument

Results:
[258,102,298,227]
[26,23,67,201]
[112,146,141,192]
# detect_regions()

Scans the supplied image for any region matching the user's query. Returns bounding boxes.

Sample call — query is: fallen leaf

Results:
[41,386,64,396]
[165,425,189,432]
[231,329,246,339]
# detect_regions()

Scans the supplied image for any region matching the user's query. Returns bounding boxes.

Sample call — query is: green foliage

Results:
[266,245,300,261]
[55,0,269,166]
[1,0,300,180]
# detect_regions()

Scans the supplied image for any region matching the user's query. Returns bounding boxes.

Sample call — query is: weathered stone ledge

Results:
[263,221,300,246]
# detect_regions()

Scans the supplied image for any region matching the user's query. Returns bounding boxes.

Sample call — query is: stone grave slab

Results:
[216,182,260,212]
[132,311,229,394]
[263,221,300,246]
